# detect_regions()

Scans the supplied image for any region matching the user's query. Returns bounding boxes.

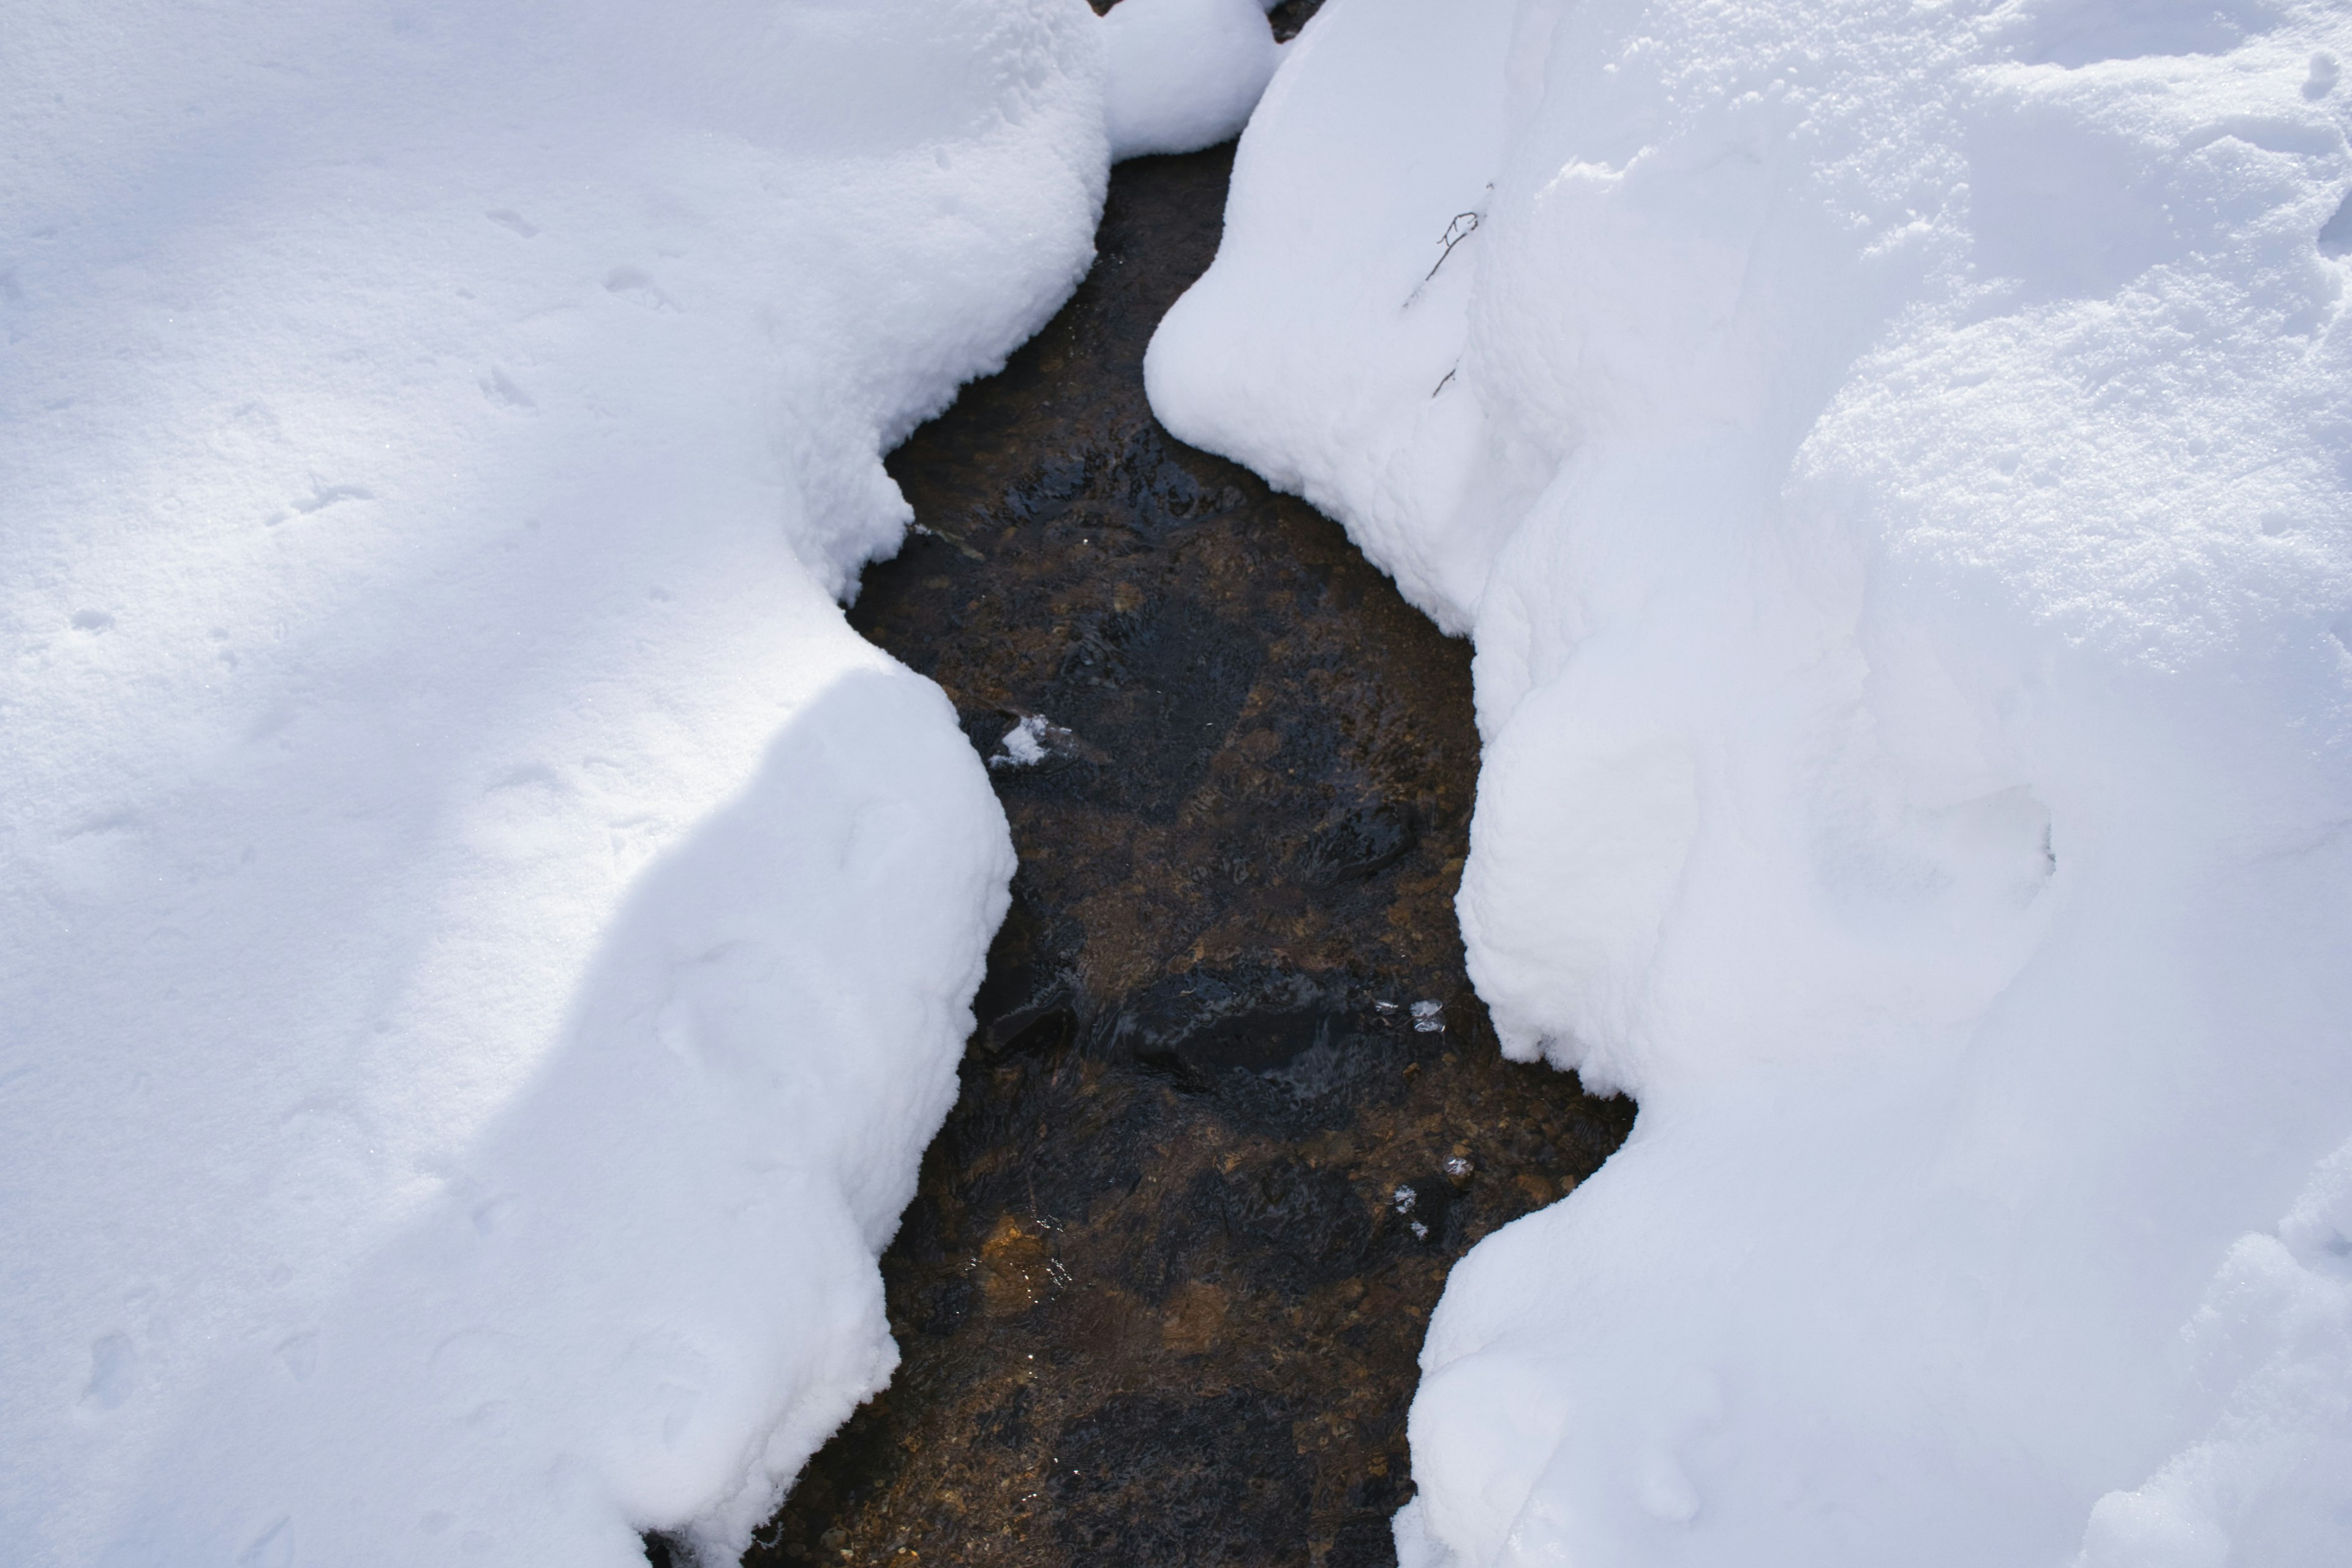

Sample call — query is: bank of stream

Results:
[730,141,1632,1568]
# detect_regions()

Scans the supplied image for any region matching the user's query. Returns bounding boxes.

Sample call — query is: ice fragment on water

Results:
[989,712,1100,771]
[990,714,1052,769]
[1392,1185,1417,1214]
[1411,998,1444,1033]
[1444,1156,1472,1180]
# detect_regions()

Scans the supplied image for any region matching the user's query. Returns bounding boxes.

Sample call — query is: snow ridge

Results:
[0,1,1106,1562]
[1148,0,2352,1562]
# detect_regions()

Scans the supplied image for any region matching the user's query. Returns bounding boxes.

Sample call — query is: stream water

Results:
[729,141,1632,1568]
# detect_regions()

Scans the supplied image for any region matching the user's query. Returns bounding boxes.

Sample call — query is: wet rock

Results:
[1098,964,1343,1081]
[1186,1159,1374,1291]
[1294,801,1421,886]
[1050,1391,1310,1565]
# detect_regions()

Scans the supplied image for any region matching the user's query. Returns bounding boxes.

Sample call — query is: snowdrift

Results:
[1148,0,2352,1562]
[1105,0,1288,159]
[0,1,1108,1562]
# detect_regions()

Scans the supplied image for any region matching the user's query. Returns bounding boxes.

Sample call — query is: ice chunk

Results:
[0,1,1104,1562]
[986,711,1096,772]
[990,713,1053,769]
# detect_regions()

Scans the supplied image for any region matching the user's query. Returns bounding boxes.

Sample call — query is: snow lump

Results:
[1104,0,1290,159]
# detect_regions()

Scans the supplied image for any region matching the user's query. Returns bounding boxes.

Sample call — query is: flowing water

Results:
[731,141,1632,1568]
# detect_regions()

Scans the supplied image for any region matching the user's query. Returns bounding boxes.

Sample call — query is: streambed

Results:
[742,141,1631,1568]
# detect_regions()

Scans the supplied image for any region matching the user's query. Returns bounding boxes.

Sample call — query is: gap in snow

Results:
[745,135,1633,1567]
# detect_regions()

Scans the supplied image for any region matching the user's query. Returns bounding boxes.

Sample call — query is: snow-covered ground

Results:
[0,1,1131,1562]
[1150,0,2352,1562]
[20,0,2346,1560]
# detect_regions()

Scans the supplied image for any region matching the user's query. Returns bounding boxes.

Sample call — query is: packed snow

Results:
[34,0,2345,1559]
[0,0,1246,1561]
[1105,0,1289,159]
[1149,0,2352,1562]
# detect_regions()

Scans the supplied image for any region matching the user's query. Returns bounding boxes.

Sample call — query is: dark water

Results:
[706,141,1631,1568]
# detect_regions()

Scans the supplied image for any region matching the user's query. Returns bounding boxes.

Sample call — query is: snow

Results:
[1148,0,2352,1562]
[990,714,1055,769]
[1104,0,1288,160]
[0,1,1116,1562]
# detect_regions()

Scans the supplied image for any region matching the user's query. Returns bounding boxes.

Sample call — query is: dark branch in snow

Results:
[1423,211,1482,283]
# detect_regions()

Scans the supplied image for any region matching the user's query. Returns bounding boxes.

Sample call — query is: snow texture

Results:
[1105,0,1288,160]
[0,1,1112,1563]
[1148,0,2352,1562]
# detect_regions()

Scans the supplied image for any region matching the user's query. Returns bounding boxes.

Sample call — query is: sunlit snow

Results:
[10,0,2351,1564]
[1150,0,2352,1562]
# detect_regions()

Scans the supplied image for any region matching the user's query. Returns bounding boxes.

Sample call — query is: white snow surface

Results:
[992,714,1058,769]
[1105,0,1287,159]
[0,1,1112,1563]
[1149,0,2352,1562]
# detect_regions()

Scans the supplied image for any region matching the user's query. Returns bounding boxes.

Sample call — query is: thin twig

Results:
[1422,211,1482,283]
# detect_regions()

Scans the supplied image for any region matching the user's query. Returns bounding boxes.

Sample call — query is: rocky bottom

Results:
[717,143,1632,1568]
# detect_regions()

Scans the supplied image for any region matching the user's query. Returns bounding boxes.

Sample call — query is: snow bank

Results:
[1104,0,1287,159]
[0,1,1107,1562]
[1149,0,2352,1561]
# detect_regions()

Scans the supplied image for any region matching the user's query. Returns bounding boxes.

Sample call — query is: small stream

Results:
[736,142,1632,1568]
